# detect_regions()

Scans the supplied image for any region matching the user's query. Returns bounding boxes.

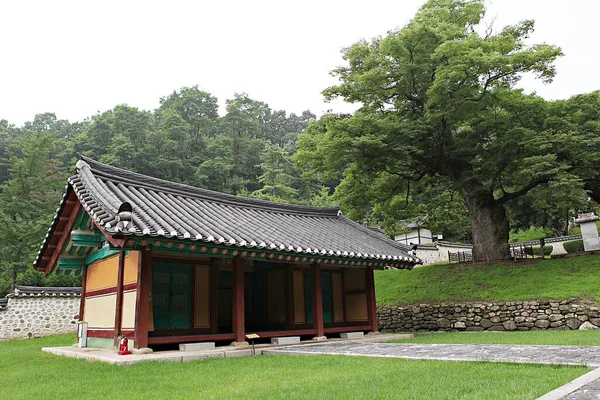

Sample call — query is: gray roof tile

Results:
[36,157,420,269]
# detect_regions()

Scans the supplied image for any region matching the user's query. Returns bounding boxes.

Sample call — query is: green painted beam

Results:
[86,245,121,265]
[119,238,396,269]
[58,257,85,271]
[71,231,104,248]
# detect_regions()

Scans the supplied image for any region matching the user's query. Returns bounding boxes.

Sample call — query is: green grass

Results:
[509,227,553,243]
[375,254,600,305]
[0,334,589,400]
[396,330,600,346]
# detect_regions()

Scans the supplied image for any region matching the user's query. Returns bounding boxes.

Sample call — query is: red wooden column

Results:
[232,257,246,343]
[113,250,126,347]
[366,266,379,333]
[312,263,325,338]
[78,265,88,322]
[134,248,152,349]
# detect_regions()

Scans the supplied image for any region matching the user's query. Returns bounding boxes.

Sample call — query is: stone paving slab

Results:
[263,342,600,367]
[563,378,600,399]
[41,333,412,365]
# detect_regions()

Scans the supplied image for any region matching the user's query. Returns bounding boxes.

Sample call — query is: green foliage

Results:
[564,240,585,253]
[296,0,600,260]
[509,227,553,243]
[532,245,553,256]
[0,87,322,295]
[0,334,587,400]
[375,255,600,305]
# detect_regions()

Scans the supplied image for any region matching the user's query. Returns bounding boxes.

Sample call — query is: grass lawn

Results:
[375,254,600,305]
[395,330,600,346]
[0,334,589,400]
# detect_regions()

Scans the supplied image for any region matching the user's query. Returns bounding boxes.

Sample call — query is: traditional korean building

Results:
[34,157,420,349]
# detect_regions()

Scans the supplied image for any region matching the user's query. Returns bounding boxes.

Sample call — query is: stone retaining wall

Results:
[378,299,600,332]
[0,293,80,340]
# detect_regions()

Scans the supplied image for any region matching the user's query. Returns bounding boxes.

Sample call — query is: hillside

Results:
[374,254,600,305]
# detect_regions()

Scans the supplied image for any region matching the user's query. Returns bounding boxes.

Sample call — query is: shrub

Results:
[532,245,553,256]
[564,240,585,253]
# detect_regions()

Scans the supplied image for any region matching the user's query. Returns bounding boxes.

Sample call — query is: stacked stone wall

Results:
[0,296,80,340]
[378,299,600,332]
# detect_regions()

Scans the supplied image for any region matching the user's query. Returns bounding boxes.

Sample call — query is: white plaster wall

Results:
[0,296,80,340]
[414,244,473,266]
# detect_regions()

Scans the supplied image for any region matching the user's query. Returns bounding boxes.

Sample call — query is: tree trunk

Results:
[459,184,511,262]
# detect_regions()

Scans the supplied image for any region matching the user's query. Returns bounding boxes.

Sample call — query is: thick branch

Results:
[497,176,549,204]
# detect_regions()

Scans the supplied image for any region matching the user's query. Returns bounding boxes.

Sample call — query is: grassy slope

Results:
[398,330,600,346]
[375,254,600,305]
[0,335,588,400]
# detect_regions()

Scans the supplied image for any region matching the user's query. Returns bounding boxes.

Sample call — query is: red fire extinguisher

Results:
[118,335,132,355]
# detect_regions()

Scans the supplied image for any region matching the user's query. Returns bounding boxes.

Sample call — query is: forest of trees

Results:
[0,87,334,296]
[2,1,599,295]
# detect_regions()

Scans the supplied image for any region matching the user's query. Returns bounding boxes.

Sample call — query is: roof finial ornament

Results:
[114,202,133,233]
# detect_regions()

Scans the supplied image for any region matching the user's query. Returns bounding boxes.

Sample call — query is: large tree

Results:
[296,0,592,261]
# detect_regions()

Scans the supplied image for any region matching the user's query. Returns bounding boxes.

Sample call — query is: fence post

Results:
[540,238,545,259]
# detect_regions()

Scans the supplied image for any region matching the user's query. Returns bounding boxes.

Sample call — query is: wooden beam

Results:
[366,266,378,333]
[232,257,246,343]
[44,198,81,275]
[114,250,126,347]
[79,265,88,322]
[312,263,324,338]
[134,248,152,349]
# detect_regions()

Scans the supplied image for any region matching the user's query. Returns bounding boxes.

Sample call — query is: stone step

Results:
[271,336,300,345]
[340,331,365,339]
[179,342,215,352]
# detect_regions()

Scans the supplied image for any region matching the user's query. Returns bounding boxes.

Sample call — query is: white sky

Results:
[1,0,598,126]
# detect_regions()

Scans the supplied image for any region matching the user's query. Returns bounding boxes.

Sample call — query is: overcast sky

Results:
[1,0,598,126]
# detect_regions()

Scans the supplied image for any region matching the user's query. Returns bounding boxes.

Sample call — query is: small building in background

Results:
[394,216,433,245]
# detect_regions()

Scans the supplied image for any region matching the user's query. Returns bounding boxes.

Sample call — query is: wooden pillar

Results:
[134,248,152,349]
[232,257,246,343]
[78,265,88,322]
[312,263,324,338]
[366,266,378,333]
[210,258,219,333]
[114,250,126,347]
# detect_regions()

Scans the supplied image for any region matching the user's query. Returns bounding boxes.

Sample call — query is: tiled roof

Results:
[0,298,7,310]
[10,286,81,297]
[35,157,420,269]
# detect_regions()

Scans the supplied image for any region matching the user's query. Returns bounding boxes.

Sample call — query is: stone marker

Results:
[271,336,301,345]
[179,342,216,352]
[340,332,365,339]
[575,212,600,251]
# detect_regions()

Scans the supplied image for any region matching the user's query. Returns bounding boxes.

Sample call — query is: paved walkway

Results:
[263,342,600,367]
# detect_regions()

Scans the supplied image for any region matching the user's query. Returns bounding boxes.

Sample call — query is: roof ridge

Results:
[79,156,341,217]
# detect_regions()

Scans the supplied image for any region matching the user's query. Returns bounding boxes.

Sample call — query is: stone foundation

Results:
[378,299,600,332]
[0,288,80,340]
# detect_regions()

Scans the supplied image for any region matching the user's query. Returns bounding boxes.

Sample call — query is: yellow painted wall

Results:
[124,251,139,285]
[84,294,117,329]
[121,290,137,330]
[86,251,139,293]
[86,255,119,293]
